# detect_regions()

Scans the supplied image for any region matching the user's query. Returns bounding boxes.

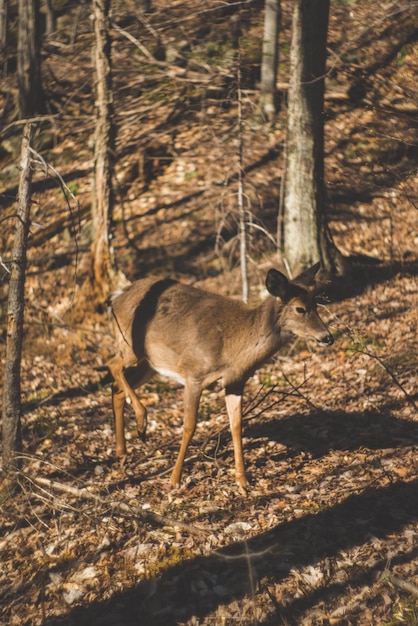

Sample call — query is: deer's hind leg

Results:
[170,379,202,489]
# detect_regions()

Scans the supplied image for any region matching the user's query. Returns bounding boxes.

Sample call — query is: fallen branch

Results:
[381,571,418,598]
[29,475,207,538]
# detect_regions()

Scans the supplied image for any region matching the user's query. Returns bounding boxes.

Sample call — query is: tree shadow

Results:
[244,408,418,459]
[345,23,418,106]
[21,371,112,416]
[262,544,418,626]
[326,254,418,301]
[42,478,418,626]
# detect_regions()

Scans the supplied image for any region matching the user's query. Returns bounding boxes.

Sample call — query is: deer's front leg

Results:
[225,387,249,494]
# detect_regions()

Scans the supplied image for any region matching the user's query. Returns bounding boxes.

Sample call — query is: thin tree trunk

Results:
[17,0,44,117]
[91,0,119,299]
[237,63,248,304]
[283,0,346,277]
[2,123,34,474]
[0,0,7,75]
[260,0,280,121]
[236,21,248,303]
[44,0,56,36]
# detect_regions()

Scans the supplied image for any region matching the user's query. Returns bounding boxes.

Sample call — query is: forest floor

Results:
[0,1,418,624]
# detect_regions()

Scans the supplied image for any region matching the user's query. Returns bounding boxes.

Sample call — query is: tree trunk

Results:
[17,0,45,117]
[0,0,8,76]
[2,123,34,474]
[237,53,248,303]
[260,0,280,121]
[44,0,56,36]
[91,0,119,300]
[283,0,344,276]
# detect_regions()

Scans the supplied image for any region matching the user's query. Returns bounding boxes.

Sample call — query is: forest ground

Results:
[0,1,418,624]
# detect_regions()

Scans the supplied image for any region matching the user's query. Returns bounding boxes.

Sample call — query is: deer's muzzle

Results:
[317,333,334,347]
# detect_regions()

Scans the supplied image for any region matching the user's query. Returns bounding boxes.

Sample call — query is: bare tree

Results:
[2,123,34,476]
[44,0,56,36]
[17,0,45,117]
[91,0,121,299]
[283,0,345,276]
[237,48,248,303]
[0,0,7,58]
[260,0,280,121]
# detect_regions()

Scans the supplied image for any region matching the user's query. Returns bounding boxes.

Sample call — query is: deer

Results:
[107,263,333,494]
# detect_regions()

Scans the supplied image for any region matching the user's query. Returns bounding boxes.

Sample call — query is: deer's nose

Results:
[318,333,334,347]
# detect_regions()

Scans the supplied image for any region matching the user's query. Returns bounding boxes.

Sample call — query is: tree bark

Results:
[237,55,248,303]
[44,0,56,36]
[17,0,45,117]
[0,0,7,54]
[91,0,119,299]
[283,0,344,276]
[260,0,280,121]
[2,123,34,473]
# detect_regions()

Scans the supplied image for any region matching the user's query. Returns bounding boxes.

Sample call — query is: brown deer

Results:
[107,263,333,493]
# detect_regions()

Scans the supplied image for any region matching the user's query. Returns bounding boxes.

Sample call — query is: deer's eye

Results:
[296,307,307,315]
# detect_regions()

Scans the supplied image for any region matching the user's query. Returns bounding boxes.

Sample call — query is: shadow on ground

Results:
[39,409,418,625]
[244,408,418,458]
[43,477,418,626]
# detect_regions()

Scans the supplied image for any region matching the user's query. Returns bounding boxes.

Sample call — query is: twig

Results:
[112,22,160,63]
[280,371,321,412]
[28,147,81,233]
[328,310,418,412]
[30,475,207,537]
[27,146,81,312]
[0,254,11,275]
[0,115,58,138]
[111,23,214,85]
[348,345,418,413]
[246,221,277,247]
[198,379,308,461]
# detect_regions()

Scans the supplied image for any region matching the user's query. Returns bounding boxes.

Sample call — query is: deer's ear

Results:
[266,269,289,300]
[293,262,321,287]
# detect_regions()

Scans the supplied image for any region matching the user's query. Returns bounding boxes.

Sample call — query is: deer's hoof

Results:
[236,475,250,496]
[116,454,127,468]
[137,428,147,443]
[170,470,182,490]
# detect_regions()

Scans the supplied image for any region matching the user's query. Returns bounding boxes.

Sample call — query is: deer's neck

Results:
[229,297,288,375]
[257,295,290,348]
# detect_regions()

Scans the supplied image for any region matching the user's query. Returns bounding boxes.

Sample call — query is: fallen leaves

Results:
[1,1,418,624]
